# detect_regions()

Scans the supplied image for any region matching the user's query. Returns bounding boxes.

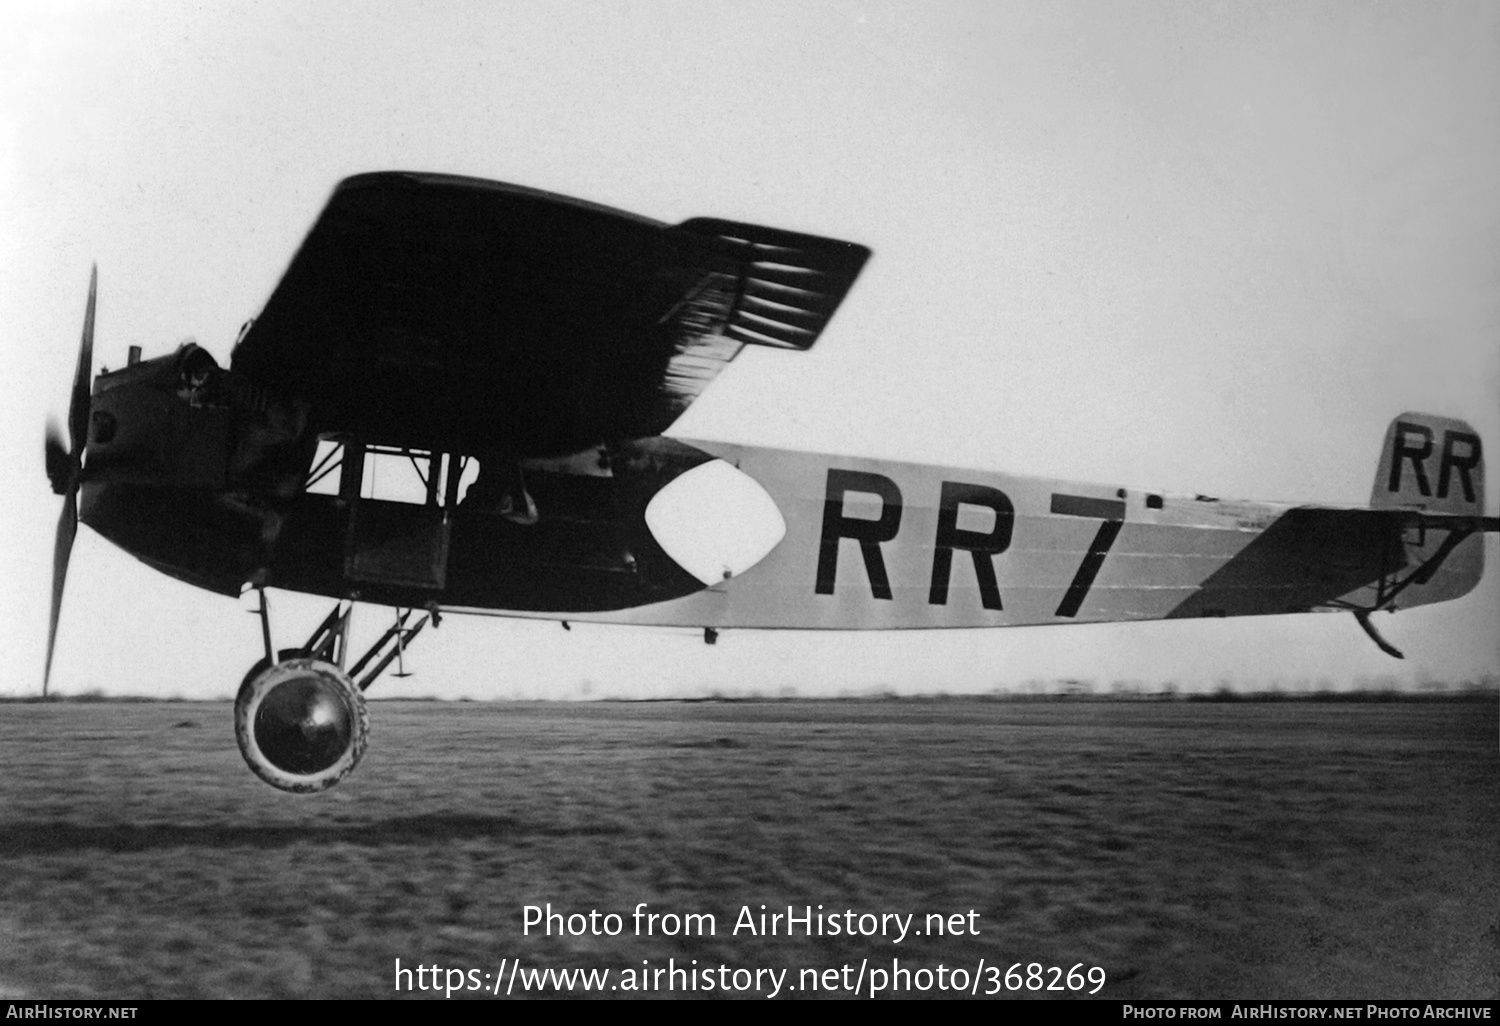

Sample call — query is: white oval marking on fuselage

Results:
[645,459,787,586]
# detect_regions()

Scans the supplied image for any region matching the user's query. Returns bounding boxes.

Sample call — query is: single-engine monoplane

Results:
[44,172,1498,792]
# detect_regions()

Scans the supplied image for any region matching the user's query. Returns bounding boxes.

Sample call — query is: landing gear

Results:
[236,658,367,792]
[234,592,429,792]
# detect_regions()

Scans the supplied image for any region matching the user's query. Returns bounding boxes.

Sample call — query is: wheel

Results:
[237,648,308,692]
[234,657,368,793]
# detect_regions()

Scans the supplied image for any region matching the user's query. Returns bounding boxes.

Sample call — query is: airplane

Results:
[44,171,1499,793]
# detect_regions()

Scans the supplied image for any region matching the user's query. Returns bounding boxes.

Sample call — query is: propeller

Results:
[44,265,96,695]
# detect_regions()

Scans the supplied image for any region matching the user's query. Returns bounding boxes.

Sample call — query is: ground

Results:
[0,697,1495,999]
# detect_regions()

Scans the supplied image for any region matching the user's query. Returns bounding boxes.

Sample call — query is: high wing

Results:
[230,172,870,455]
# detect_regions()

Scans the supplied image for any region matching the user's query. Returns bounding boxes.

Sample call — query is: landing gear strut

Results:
[235,593,429,792]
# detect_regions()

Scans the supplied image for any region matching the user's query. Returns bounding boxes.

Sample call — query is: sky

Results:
[2,0,1497,699]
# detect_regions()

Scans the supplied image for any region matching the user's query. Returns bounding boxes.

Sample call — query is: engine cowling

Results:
[235,657,367,793]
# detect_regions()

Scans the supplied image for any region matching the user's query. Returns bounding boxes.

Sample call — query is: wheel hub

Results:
[253,674,355,774]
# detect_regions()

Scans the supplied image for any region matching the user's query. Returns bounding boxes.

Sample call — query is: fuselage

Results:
[79,361,1485,631]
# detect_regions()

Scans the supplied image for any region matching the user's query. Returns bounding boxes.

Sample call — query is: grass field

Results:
[0,698,1495,999]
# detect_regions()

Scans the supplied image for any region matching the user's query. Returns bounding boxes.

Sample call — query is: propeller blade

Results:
[44,265,96,696]
[45,490,78,696]
[69,265,96,457]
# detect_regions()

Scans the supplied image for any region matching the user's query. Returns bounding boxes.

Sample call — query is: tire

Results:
[237,648,307,693]
[234,657,368,793]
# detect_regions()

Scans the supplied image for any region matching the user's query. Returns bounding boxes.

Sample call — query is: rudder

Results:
[1369,412,1486,609]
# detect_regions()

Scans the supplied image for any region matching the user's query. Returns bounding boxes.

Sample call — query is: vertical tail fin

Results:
[1370,412,1486,609]
[1371,413,1484,514]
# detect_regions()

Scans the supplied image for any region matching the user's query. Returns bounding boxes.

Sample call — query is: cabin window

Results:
[304,439,343,496]
[304,442,479,507]
[361,449,433,505]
